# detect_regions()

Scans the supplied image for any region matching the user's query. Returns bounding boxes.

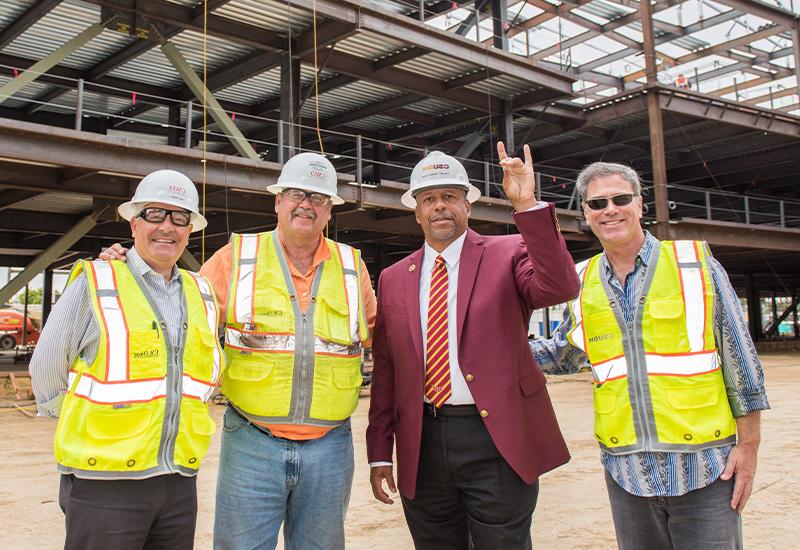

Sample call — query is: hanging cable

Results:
[312,0,324,154]
[201,0,208,263]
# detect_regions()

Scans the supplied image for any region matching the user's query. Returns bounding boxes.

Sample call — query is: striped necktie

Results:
[425,255,452,407]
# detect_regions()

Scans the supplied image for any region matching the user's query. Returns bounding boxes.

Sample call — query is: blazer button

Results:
[479,409,489,418]
[465,374,474,382]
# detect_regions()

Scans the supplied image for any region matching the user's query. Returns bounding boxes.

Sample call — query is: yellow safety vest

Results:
[54,260,224,478]
[567,240,736,455]
[222,231,369,425]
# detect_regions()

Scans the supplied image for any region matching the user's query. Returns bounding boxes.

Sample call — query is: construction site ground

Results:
[1,352,796,549]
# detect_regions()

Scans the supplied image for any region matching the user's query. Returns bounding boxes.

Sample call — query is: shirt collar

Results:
[601,230,657,276]
[423,230,467,272]
[128,246,181,282]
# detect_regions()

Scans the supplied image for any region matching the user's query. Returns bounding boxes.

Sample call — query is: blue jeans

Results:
[605,470,742,550]
[213,406,354,550]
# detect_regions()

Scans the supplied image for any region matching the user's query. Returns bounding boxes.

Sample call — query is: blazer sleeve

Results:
[511,203,580,309]
[365,272,396,463]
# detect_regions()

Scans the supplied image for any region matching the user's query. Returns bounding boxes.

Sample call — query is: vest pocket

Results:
[310,360,361,421]
[668,383,719,410]
[82,407,161,471]
[87,409,152,440]
[128,330,166,379]
[174,403,217,471]
[315,294,353,345]
[227,353,274,382]
[648,299,687,352]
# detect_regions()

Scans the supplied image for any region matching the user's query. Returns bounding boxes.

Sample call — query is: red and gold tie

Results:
[425,255,452,407]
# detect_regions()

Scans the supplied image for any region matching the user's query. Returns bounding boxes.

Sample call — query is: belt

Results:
[423,403,479,417]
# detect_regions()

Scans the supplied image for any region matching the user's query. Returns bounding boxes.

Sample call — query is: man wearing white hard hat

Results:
[30,170,224,549]
[367,144,580,548]
[197,152,375,549]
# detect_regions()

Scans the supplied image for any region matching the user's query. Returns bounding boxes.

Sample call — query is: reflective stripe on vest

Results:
[68,371,216,404]
[224,326,361,357]
[566,241,736,454]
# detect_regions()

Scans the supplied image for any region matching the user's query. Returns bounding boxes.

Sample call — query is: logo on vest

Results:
[588,333,615,343]
[133,348,160,359]
[256,310,284,318]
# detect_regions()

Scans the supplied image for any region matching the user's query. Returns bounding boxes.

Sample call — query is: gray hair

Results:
[575,162,642,199]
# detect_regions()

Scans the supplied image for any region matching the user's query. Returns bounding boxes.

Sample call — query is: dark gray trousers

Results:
[605,470,743,550]
[401,408,539,550]
[59,473,197,550]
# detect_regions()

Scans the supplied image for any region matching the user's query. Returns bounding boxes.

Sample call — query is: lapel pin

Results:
[408,264,416,272]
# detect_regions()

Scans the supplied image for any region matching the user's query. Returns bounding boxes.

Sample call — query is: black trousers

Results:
[401,406,539,550]
[59,473,197,550]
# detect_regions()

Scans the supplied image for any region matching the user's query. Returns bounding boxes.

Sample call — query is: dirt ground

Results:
[1,352,796,549]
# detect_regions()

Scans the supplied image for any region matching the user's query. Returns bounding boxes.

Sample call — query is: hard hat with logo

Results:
[266,152,344,205]
[401,151,481,208]
[118,169,207,232]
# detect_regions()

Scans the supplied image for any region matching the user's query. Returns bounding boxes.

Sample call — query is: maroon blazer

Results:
[366,205,581,499]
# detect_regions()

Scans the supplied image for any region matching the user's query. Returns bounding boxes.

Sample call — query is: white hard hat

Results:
[402,151,481,208]
[266,152,344,205]
[118,170,207,232]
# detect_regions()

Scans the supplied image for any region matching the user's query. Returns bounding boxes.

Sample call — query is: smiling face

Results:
[130,202,192,275]
[275,189,332,242]
[414,187,471,252]
[582,174,644,249]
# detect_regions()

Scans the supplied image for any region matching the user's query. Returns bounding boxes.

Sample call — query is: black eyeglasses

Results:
[584,193,636,211]
[282,188,332,206]
[137,207,192,227]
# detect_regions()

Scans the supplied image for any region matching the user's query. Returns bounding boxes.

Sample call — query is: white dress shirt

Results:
[420,230,474,405]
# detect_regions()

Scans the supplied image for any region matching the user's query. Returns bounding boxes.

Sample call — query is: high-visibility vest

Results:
[222,231,369,425]
[566,240,737,455]
[54,260,224,478]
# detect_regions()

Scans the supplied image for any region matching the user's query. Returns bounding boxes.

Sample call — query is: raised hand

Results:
[497,142,538,212]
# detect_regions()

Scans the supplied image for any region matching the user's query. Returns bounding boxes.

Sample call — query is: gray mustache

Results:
[292,207,317,220]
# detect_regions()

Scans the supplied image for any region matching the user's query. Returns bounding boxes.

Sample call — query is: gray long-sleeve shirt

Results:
[29,248,186,417]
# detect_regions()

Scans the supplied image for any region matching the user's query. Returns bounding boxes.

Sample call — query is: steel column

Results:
[491,0,509,51]
[0,209,106,306]
[161,41,259,160]
[498,99,515,153]
[280,53,302,158]
[641,1,670,239]
[0,21,109,106]
[794,21,800,105]
[744,273,763,341]
[42,267,53,326]
[184,100,193,149]
[74,78,84,131]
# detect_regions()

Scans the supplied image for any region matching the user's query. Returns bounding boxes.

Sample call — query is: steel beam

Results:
[179,249,201,271]
[0,0,64,50]
[0,209,106,305]
[0,21,109,106]
[161,41,259,160]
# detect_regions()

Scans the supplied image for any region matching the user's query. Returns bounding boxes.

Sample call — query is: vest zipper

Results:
[296,313,309,423]
[160,322,180,473]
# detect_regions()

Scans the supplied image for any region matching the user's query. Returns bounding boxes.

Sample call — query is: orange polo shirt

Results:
[200,231,377,440]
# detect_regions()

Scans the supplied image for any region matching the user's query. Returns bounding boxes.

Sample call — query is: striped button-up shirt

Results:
[530,231,770,497]
[30,248,186,417]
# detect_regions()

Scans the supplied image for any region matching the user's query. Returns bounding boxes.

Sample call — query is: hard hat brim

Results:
[401,183,482,208]
[266,183,345,205]
[118,201,208,232]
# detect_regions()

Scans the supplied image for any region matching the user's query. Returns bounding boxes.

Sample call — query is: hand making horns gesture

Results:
[497,142,538,212]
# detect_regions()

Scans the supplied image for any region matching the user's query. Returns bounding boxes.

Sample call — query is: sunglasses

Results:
[584,193,636,211]
[137,207,192,227]
[282,188,332,207]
